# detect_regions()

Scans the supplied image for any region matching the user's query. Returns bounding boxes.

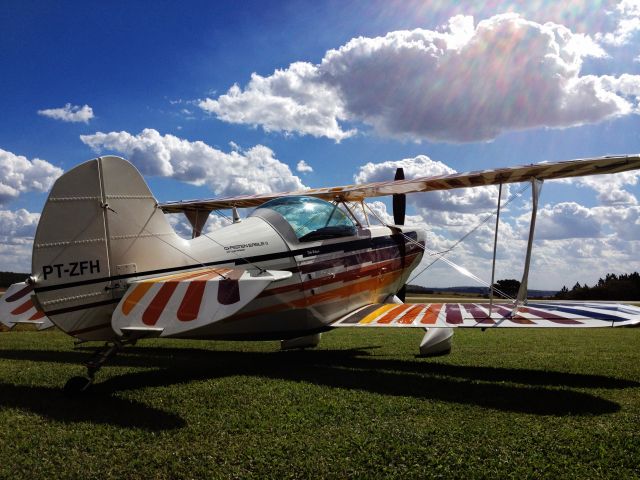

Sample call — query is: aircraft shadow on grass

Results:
[0,345,637,430]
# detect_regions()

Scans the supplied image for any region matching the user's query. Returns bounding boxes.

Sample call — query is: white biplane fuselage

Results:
[26,157,424,343]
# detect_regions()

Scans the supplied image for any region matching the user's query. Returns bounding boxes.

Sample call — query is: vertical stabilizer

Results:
[32,156,195,340]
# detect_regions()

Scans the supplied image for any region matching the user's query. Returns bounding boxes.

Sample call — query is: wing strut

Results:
[184,209,212,238]
[515,179,543,307]
[488,183,503,314]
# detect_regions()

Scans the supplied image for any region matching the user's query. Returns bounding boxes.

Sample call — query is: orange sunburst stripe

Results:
[122,282,155,315]
[420,304,443,324]
[122,268,232,316]
[139,268,230,283]
[376,304,412,324]
[142,282,180,326]
[396,304,425,324]
[360,304,398,324]
[11,299,34,315]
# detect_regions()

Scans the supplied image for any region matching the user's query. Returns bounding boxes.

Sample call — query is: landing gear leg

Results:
[64,340,125,395]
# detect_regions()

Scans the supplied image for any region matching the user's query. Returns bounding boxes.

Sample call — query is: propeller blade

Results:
[392,167,406,225]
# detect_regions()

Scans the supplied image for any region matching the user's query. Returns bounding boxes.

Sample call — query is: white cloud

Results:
[597,0,640,46]
[0,209,40,272]
[37,103,94,123]
[523,202,602,240]
[202,13,639,143]
[575,171,639,205]
[80,128,306,196]
[296,160,313,173]
[167,212,231,239]
[0,148,63,204]
[199,62,355,141]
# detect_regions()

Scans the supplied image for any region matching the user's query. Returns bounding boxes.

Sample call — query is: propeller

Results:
[392,167,407,302]
[392,167,406,226]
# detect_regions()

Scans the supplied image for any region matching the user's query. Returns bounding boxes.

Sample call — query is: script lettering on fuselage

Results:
[42,259,101,280]
[224,241,269,254]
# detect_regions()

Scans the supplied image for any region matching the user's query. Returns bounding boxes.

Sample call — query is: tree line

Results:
[553,272,640,301]
[0,271,28,288]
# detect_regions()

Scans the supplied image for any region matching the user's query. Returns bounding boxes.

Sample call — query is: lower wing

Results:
[332,301,640,328]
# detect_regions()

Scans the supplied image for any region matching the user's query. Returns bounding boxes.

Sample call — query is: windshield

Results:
[254,196,356,241]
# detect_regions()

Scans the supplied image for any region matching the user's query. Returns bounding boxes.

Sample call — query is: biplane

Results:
[2,154,640,393]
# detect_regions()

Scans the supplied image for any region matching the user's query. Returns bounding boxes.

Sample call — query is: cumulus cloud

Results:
[296,160,313,173]
[0,148,63,204]
[0,209,40,272]
[0,209,39,240]
[523,202,602,240]
[80,129,306,196]
[200,62,355,141]
[201,13,639,143]
[37,103,94,123]
[596,0,640,46]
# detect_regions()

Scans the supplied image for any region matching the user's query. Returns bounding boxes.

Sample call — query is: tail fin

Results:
[32,156,194,340]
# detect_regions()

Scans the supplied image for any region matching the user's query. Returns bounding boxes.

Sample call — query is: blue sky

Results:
[1,0,640,289]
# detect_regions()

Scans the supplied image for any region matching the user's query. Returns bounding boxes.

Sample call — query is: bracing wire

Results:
[362,182,533,302]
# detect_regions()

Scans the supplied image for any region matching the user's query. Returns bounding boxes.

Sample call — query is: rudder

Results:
[32,156,194,340]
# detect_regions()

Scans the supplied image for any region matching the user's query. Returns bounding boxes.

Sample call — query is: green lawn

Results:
[0,327,639,479]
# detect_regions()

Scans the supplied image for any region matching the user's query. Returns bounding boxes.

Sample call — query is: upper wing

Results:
[0,282,53,330]
[332,301,640,328]
[159,154,640,212]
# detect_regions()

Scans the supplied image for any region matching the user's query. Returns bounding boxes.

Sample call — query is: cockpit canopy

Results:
[252,196,356,241]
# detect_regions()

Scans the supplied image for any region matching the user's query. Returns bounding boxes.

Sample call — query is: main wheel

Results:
[63,376,93,396]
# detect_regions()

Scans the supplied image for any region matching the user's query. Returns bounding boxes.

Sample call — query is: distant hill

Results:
[406,284,558,298]
[0,272,29,288]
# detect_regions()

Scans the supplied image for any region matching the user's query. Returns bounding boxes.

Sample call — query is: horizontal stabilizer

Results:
[112,267,292,337]
[332,302,640,328]
[0,282,54,330]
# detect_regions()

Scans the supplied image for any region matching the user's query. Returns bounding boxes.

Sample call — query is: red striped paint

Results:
[461,304,494,324]
[11,299,34,315]
[517,306,582,325]
[444,304,463,324]
[376,304,412,324]
[29,309,46,321]
[142,282,179,326]
[397,304,425,324]
[420,304,443,324]
[6,284,33,302]
[492,305,536,325]
[177,281,207,321]
[218,270,243,305]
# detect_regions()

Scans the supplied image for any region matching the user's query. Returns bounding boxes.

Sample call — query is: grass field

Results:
[1,327,639,479]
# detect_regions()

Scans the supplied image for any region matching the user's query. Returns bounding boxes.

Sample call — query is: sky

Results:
[1,0,640,290]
